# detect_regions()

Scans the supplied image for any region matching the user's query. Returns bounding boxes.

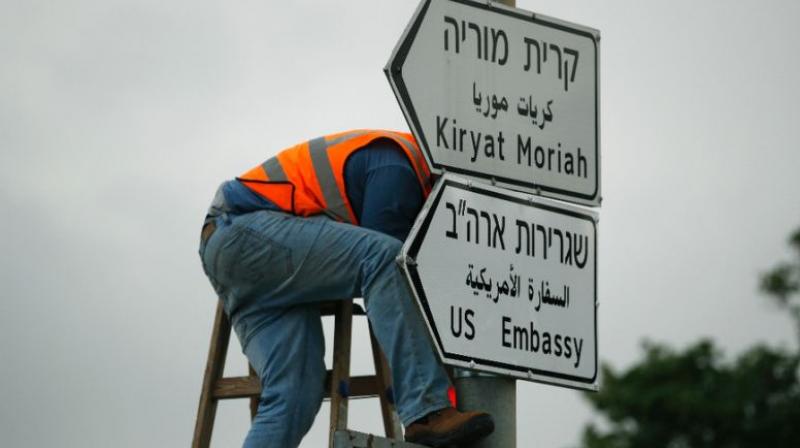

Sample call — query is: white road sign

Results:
[386,0,600,206]
[399,174,598,390]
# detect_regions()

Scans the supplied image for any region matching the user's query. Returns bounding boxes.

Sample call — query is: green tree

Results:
[761,228,800,342]
[578,341,800,448]
[577,228,800,448]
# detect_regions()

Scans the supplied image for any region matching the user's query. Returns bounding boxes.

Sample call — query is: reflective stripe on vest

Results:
[261,157,287,182]
[327,130,369,147]
[393,133,431,192]
[309,136,351,222]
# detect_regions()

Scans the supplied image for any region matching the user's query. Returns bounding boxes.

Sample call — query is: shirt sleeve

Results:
[360,165,422,241]
[345,142,424,241]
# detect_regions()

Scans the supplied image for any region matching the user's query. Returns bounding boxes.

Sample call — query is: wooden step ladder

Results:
[192,299,406,447]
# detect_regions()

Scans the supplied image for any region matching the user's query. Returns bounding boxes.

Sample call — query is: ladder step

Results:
[211,374,383,400]
[328,374,382,399]
[334,430,423,448]
[212,376,260,399]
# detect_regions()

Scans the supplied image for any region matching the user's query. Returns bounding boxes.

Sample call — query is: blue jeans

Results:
[199,210,452,448]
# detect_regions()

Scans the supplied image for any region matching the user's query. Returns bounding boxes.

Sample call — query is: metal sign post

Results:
[386,0,601,206]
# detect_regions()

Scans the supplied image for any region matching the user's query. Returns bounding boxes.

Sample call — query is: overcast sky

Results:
[2,0,799,447]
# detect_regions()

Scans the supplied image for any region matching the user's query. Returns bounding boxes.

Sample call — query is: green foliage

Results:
[576,227,800,448]
[578,340,800,448]
[760,228,800,341]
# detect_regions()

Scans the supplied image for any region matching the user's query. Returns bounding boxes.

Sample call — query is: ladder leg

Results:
[329,300,354,448]
[368,324,404,439]
[193,300,232,448]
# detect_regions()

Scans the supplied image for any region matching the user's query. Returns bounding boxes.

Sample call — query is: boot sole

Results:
[407,414,495,447]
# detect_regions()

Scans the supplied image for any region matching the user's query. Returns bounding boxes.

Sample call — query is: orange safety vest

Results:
[237,130,432,225]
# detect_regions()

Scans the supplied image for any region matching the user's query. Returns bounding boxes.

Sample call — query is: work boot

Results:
[404,407,494,447]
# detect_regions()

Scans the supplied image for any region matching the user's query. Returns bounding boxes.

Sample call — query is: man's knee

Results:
[364,233,403,271]
[377,235,403,260]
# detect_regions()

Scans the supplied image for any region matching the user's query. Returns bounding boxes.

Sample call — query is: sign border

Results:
[399,173,599,390]
[385,0,601,207]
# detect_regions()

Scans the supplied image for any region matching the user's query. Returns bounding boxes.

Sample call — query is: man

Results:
[198,130,494,447]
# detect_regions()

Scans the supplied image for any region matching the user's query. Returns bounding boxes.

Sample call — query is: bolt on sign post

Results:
[386,0,600,207]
